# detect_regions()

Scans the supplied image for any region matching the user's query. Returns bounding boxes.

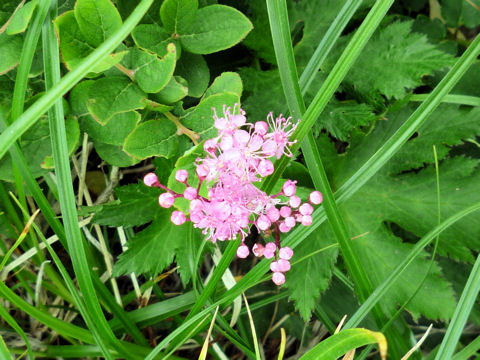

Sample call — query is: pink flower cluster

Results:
[143,105,323,285]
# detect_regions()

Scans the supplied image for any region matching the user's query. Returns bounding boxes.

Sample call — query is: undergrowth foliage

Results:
[0,0,480,359]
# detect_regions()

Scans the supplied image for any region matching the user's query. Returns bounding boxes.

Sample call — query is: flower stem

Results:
[164,112,200,145]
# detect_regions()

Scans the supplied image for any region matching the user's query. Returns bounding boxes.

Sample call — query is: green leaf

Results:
[91,183,161,227]
[203,72,243,99]
[114,213,193,276]
[285,229,338,320]
[175,225,204,285]
[174,52,209,97]
[130,44,177,93]
[123,117,179,159]
[132,23,178,57]
[340,21,455,99]
[299,328,387,360]
[54,11,126,72]
[160,0,198,34]
[86,76,147,125]
[181,92,240,140]
[314,100,377,141]
[0,33,23,75]
[6,0,37,35]
[179,5,253,54]
[94,141,142,167]
[153,76,188,104]
[74,0,123,47]
[81,111,141,146]
[441,0,480,29]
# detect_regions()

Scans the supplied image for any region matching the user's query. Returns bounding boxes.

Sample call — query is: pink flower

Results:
[159,193,175,208]
[143,104,324,285]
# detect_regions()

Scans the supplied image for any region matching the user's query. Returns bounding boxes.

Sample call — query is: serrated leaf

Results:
[179,4,252,54]
[74,0,122,47]
[132,23,179,57]
[91,183,161,227]
[81,111,140,146]
[341,21,455,99]
[181,92,240,140]
[175,52,209,97]
[160,0,198,34]
[285,229,338,320]
[123,118,179,159]
[153,76,188,104]
[54,11,126,72]
[203,72,242,99]
[6,0,37,35]
[0,33,22,75]
[130,44,177,93]
[86,76,146,125]
[113,213,192,276]
[314,101,377,141]
[94,141,142,167]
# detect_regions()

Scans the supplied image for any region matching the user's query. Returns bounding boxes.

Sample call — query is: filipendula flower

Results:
[143,105,323,284]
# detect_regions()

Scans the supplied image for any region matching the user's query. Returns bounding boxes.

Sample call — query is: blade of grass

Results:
[41,2,126,358]
[266,0,408,355]
[452,335,480,360]
[434,254,480,360]
[198,306,219,360]
[410,93,480,107]
[0,0,155,160]
[242,292,262,360]
[0,304,33,359]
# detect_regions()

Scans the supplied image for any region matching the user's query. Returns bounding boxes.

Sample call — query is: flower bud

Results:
[299,203,313,215]
[277,259,291,272]
[258,159,274,177]
[143,172,158,187]
[279,247,293,260]
[265,242,277,252]
[184,187,198,200]
[159,193,175,208]
[256,215,271,231]
[279,206,292,218]
[301,215,313,226]
[282,180,297,197]
[272,272,285,285]
[284,216,296,228]
[252,243,265,257]
[289,195,301,208]
[196,164,209,179]
[175,169,188,183]
[171,211,186,225]
[237,244,250,258]
[270,261,280,272]
[279,222,291,233]
[309,191,323,205]
[266,207,280,222]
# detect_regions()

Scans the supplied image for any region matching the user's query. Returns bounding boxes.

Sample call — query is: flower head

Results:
[143,105,322,285]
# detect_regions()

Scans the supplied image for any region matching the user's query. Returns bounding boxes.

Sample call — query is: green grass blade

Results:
[0,304,33,359]
[41,3,125,358]
[434,254,480,360]
[0,336,12,360]
[410,94,480,107]
[452,335,480,360]
[10,0,50,121]
[298,0,361,94]
[0,0,154,161]
[344,202,480,330]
